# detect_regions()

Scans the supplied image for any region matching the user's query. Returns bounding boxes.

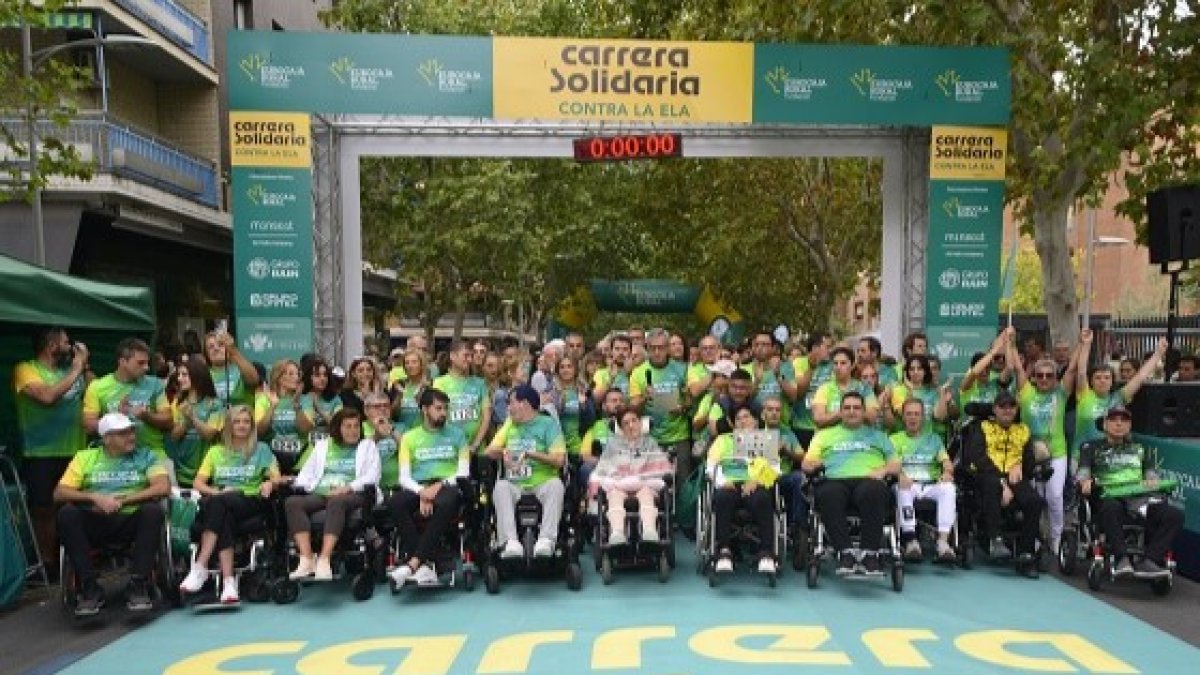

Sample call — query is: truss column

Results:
[312,119,343,362]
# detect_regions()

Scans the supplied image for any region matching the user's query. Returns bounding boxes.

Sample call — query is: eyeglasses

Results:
[1033,372,1056,379]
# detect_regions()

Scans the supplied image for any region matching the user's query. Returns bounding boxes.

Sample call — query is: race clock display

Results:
[573,133,683,162]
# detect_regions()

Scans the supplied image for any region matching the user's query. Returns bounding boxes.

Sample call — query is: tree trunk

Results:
[1030,199,1079,345]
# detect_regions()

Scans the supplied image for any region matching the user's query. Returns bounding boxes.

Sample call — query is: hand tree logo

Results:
[943,197,962,218]
[417,59,442,87]
[330,56,354,84]
[240,53,269,82]
[246,183,266,206]
[763,65,790,95]
[850,68,875,96]
[936,69,961,98]
[246,333,272,353]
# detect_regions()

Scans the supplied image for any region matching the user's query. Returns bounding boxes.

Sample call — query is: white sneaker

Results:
[413,565,439,586]
[501,540,524,559]
[388,564,414,588]
[715,556,734,573]
[533,537,555,558]
[314,556,334,581]
[179,564,208,594]
[607,531,628,547]
[936,540,956,561]
[219,577,239,604]
[641,528,660,544]
[289,555,316,580]
[757,557,777,574]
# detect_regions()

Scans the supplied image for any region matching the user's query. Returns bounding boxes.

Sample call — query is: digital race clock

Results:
[572,133,683,162]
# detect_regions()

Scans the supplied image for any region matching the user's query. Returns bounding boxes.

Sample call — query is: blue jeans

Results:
[778,471,808,526]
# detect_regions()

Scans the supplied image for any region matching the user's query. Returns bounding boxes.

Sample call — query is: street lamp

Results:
[1081,205,1130,329]
[21,27,155,267]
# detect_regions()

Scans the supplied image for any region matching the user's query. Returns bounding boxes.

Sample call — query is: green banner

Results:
[1134,435,1200,533]
[589,280,702,313]
[228,31,493,116]
[753,44,1010,126]
[231,167,313,366]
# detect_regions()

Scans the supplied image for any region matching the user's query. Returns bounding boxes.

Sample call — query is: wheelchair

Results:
[386,478,483,595]
[171,487,286,609]
[695,471,787,588]
[898,482,968,568]
[269,485,385,603]
[1059,489,1177,596]
[593,476,675,584]
[803,473,904,592]
[59,501,180,619]
[479,464,584,593]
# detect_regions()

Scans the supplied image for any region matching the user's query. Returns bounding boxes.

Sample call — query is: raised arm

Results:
[1075,329,1094,397]
[1120,338,1168,402]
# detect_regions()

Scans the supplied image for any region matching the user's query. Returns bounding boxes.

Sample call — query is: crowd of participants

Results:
[10,322,1186,614]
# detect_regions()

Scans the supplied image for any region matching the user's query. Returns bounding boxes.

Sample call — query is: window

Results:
[234,0,252,30]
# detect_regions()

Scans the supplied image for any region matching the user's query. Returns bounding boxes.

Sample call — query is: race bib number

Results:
[506,457,532,481]
[272,437,304,456]
[309,429,330,446]
[450,406,476,423]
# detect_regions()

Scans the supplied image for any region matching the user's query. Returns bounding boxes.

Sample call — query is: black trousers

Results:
[977,476,1044,554]
[712,485,775,556]
[388,485,461,564]
[1097,498,1184,564]
[198,492,266,550]
[58,503,163,585]
[815,478,890,551]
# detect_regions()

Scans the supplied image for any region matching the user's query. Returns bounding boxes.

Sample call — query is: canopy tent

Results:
[0,254,155,458]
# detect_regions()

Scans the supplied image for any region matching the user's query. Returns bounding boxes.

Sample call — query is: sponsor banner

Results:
[930,126,1008,180]
[926,324,993,379]
[590,280,702,313]
[493,37,753,124]
[231,167,313,320]
[228,31,493,116]
[237,316,314,369]
[230,111,311,169]
[1133,434,1200,580]
[754,44,1010,126]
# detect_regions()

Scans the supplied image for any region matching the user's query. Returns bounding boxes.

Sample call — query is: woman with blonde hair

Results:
[391,350,430,431]
[256,359,305,473]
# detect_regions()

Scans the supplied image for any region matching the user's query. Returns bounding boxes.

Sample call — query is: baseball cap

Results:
[708,359,737,378]
[1105,405,1133,420]
[993,390,1018,407]
[98,413,135,435]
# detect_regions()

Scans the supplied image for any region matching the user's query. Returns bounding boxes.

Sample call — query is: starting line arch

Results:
[227,32,1011,373]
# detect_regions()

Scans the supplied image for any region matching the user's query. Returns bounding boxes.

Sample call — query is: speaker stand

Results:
[1163,259,1188,381]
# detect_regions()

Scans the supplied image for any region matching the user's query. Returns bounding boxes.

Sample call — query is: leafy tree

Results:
[0,0,94,202]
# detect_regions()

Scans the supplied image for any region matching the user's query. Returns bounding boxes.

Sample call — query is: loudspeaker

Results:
[1129,382,1200,437]
[1148,184,1200,264]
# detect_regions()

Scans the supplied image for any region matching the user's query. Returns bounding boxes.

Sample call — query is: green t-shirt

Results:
[771,425,802,474]
[888,383,939,433]
[889,430,948,483]
[255,392,305,460]
[12,359,87,459]
[1018,381,1069,459]
[59,445,166,513]
[364,420,402,490]
[197,442,279,496]
[400,424,468,484]
[812,379,878,417]
[792,357,833,431]
[432,373,489,447]
[693,392,719,446]
[493,415,566,489]
[593,367,631,398]
[960,373,1007,409]
[630,360,689,444]
[556,384,586,455]
[394,382,424,430]
[314,442,358,496]
[211,365,251,408]
[300,394,343,446]
[707,433,750,484]
[83,373,169,457]
[876,363,900,388]
[580,418,613,458]
[167,397,225,487]
[805,424,896,480]
[1077,440,1150,491]
[1074,389,1124,454]
[744,361,796,422]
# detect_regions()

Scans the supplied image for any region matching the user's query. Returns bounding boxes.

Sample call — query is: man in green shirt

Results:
[12,327,91,575]
[205,330,260,408]
[631,329,691,486]
[486,385,567,559]
[433,341,491,456]
[802,391,900,577]
[82,338,173,458]
[890,398,957,562]
[387,388,470,588]
[55,413,170,617]
[593,334,634,404]
[792,333,833,448]
[1077,406,1183,579]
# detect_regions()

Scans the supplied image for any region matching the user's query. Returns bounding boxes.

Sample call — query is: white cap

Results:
[708,359,737,377]
[98,413,135,435]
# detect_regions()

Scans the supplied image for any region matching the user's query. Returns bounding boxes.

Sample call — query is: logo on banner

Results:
[943,197,992,220]
[246,258,301,280]
[247,257,270,280]
[849,68,913,102]
[939,268,962,290]
[239,52,306,89]
[245,333,273,353]
[935,69,1000,103]
[417,59,483,94]
[249,293,300,309]
[329,56,395,91]
[940,268,990,290]
[938,302,987,319]
[246,182,298,208]
[763,64,828,101]
[230,112,311,169]
[935,341,960,360]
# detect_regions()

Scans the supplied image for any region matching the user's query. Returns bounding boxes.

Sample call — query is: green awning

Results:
[0,254,154,332]
[1,12,94,30]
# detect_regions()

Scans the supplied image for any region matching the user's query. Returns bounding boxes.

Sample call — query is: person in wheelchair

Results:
[580,388,627,488]
[589,408,672,546]
[802,392,900,576]
[386,388,470,588]
[484,385,567,559]
[707,406,781,575]
[890,398,957,562]
[1077,406,1183,579]
[762,397,806,529]
[179,404,284,603]
[960,390,1045,576]
[55,413,171,616]
[286,407,380,580]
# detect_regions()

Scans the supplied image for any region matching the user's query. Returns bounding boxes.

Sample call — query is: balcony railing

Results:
[2,114,219,208]
[111,0,211,66]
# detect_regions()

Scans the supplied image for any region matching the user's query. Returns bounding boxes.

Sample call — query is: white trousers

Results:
[895,481,957,534]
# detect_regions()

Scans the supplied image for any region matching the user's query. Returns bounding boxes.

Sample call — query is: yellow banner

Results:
[230,111,312,168]
[494,37,753,124]
[929,126,1008,181]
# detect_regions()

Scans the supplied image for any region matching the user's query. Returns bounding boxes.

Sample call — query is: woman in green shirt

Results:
[179,405,282,604]
[168,359,224,487]
[1073,330,1164,458]
[882,355,947,434]
[256,359,305,473]
[390,350,430,432]
[553,356,590,457]
[296,357,343,452]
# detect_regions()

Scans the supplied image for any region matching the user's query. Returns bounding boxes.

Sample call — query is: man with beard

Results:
[386,388,470,587]
[13,326,91,576]
[593,334,635,403]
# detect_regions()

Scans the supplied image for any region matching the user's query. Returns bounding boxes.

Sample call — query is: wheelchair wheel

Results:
[272,578,300,604]
[891,563,904,592]
[600,553,613,585]
[243,571,271,603]
[60,554,79,616]
[1058,531,1079,576]
[1151,576,1172,596]
[462,568,476,592]
[565,562,583,591]
[658,553,670,583]
[806,561,819,589]
[484,565,500,595]
[791,528,809,572]
[351,572,374,601]
[1086,561,1103,591]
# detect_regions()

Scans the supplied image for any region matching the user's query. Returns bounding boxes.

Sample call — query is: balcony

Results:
[108,0,211,67]
[3,114,219,209]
